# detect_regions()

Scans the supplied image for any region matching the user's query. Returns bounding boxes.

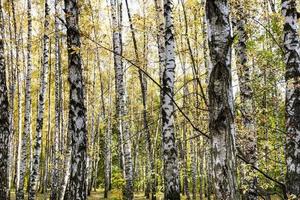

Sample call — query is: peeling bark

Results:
[64,0,87,199]
[162,0,180,199]
[234,3,257,199]
[28,0,50,198]
[206,0,239,199]
[282,0,300,197]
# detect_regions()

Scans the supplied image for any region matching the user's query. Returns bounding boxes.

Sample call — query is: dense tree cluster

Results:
[0,0,299,199]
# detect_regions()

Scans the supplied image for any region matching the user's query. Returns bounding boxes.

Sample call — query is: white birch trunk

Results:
[162,0,180,199]
[282,0,300,197]
[64,0,87,199]
[51,0,61,198]
[235,3,257,199]
[206,0,239,199]
[17,0,33,198]
[28,1,50,198]
[110,0,134,199]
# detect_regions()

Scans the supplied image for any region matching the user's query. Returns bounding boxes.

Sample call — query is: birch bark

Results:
[64,0,88,199]
[0,0,10,198]
[162,0,180,199]
[206,0,239,199]
[17,0,33,198]
[235,3,257,199]
[110,0,134,199]
[282,0,300,197]
[28,1,50,198]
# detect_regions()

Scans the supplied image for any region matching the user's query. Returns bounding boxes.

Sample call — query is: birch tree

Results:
[124,0,155,198]
[64,0,88,199]
[17,0,33,198]
[162,0,180,199]
[51,0,62,198]
[154,0,165,95]
[0,0,10,198]
[234,2,257,199]
[282,0,300,197]
[7,2,16,193]
[28,0,50,198]
[110,0,134,199]
[104,74,112,198]
[206,0,239,199]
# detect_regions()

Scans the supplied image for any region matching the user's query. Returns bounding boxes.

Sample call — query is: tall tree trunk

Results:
[162,0,180,199]
[104,69,112,198]
[42,56,51,197]
[104,91,112,198]
[28,1,50,198]
[282,0,300,197]
[124,0,155,198]
[64,0,87,199]
[0,0,10,198]
[205,147,212,200]
[178,26,190,198]
[87,63,96,196]
[51,0,61,199]
[153,0,165,89]
[9,0,19,193]
[10,0,19,191]
[235,3,257,199]
[17,0,33,198]
[88,0,107,193]
[206,0,239,199]
[16,23,26,195]
[7,4,16,196]
[110,0,134,199]
[153,1,164,195]
[180,0,207,107]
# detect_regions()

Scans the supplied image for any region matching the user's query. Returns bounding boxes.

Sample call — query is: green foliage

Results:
[111,166,125,189]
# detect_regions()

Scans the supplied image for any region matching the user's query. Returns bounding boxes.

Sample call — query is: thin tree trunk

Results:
[206,0,239,199]
[9,0,19,193]
[235,3,257,199]
[17,0,33,198]
[177,22,190,198]
[7,4,16,195]
[104,90,112,198]
[28,1,50,198]
[180,0,207,107]
[64,0,87,199]
[0,0,10,198]
[268,0,276,12]
[162,0,180,199]
[124,0,155,198]
[42,57,51,197]
[51,0,62,199]
[104,68,112,198]
[16,23,26,195]
[87,63,96,196]
[282,0,300,197]
[110,0,134,199]
[205,147,212,200]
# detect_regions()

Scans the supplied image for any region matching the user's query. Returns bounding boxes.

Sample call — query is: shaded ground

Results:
[89,189,165,200]
[10,190,164,199]
[10,190,281,199]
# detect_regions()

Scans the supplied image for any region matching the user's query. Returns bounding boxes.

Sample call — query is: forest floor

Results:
[89,189,166,200]
[10,189,165,199]
[10,190,281,199]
